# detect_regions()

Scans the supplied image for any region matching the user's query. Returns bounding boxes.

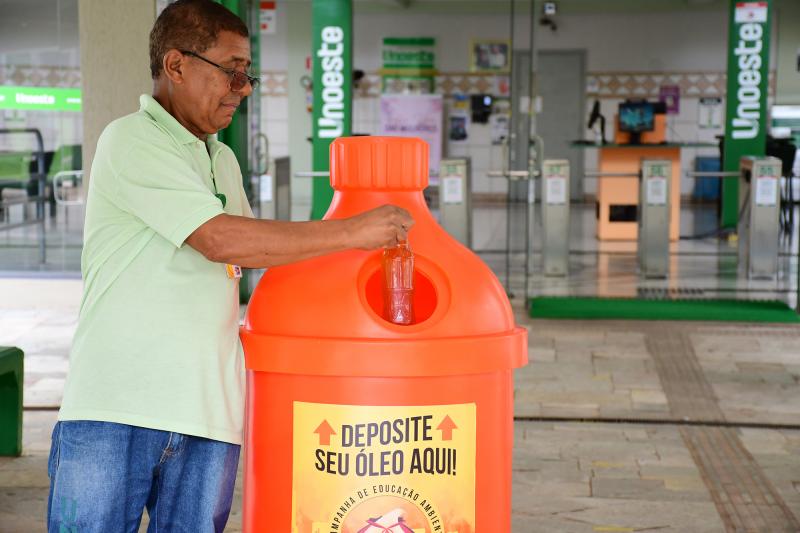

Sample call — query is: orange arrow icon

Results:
[437,415,457,441]
[314,420,336,446]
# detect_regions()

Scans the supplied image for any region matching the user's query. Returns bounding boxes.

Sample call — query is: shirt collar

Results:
[139,94,201,145]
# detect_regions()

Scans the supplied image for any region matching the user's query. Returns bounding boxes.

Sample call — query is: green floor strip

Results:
[528,297,800,323]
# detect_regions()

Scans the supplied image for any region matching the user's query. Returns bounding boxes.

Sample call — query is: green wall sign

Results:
[381,37,436,94]
[722,0,772,228]
[311,0,352,220]
[0,86,81,112]
[382,37,435,70]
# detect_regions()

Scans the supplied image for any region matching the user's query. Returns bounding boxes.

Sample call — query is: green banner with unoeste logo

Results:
[311,0,352,220]
[721,1,772,228]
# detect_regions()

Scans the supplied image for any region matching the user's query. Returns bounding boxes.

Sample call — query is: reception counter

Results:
[572,142,717,241]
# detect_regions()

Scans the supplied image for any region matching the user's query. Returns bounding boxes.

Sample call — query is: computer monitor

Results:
[471,94,493,123]
[618,101,655,144]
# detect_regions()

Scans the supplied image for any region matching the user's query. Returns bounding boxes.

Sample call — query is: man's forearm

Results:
[187,214,352,268]
[225,249,338,269]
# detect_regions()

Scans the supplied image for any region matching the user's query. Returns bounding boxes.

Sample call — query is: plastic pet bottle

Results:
[382,240,415,325]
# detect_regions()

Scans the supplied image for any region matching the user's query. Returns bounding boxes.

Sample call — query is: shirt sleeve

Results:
[111,138,225,248]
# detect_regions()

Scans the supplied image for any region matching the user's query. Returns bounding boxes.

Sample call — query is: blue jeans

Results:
[47,421,240,533]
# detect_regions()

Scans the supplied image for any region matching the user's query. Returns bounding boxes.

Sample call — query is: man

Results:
[47,1,413,531]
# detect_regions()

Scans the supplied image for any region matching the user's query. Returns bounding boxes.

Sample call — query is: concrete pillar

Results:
[287,1,313,211]
[78,0,156,180]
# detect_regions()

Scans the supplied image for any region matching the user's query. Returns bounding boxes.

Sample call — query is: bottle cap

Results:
[330,136,429,191]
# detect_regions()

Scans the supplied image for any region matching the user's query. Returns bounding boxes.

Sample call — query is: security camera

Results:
[540,17,557,31]
[541,2,558,31]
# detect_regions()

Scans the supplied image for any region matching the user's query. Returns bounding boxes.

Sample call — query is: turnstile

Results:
[257,156,291,221]
[439,157,472,248]
[541,159,570,276]
[638,159,671,278]
[738,156,782,279]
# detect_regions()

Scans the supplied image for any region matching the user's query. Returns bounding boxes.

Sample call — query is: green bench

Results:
[0,346,23,456]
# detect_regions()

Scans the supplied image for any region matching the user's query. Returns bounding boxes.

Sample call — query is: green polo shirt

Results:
[59,94,253,444]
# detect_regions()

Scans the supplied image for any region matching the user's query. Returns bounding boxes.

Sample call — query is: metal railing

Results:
[0,128,46,263]
[685,171,740,178]
[583,171,640,178]
[487,138,544,299]
[293,171,331,178]
[581,170,742,179]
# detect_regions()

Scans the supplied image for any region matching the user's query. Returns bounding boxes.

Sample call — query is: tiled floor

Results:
[1,201,800,531]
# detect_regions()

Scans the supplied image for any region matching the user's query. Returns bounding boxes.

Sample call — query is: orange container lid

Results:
[330,136,429,191]
[241,136,528,377]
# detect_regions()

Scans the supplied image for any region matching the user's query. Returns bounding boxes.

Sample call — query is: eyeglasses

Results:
[180,50,260,92]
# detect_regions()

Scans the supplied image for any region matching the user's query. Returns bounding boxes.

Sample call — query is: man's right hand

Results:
[345,205,415,250]
[187,205,415,269]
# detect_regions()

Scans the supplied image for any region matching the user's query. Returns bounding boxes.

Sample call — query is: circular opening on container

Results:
[364,267,437,326]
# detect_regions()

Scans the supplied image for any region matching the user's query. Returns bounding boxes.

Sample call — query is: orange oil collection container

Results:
[241,136,528,533]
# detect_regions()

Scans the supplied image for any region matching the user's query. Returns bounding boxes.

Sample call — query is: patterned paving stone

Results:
[682,426,800,533]
[4,288,800,531]
[512,422,727,532]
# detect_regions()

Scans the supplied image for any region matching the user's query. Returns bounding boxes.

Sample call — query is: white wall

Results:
[260,0,291,164]
[259,3,783,203]
[536,11,730,72]
[260,1,290,71]
[355,9,736,73]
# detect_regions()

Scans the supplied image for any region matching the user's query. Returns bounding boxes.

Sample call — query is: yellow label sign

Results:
[291,402,476,533]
